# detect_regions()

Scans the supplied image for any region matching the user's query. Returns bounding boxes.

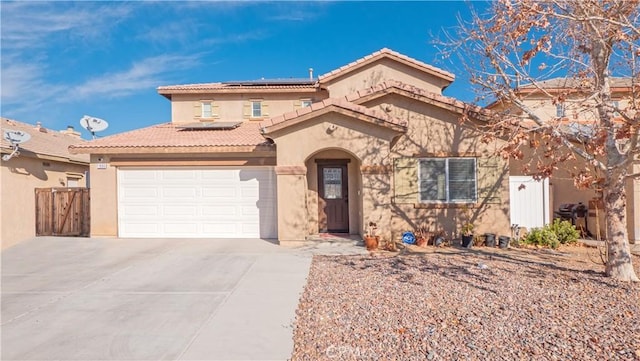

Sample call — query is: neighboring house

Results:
[491,78,639,243]
[70,48,510,243]
[1,118,89,249]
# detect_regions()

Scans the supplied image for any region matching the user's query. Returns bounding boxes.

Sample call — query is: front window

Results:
[251,100,262,118]
[419,158,477,203]
[556,103,565,117]
[201,102,212,118]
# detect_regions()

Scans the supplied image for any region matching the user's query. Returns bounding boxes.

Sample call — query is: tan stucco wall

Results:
[269,93,511,243]
[510,146,640,242]
[512,95,630,124]
[379,95,511,240]
[88,154,118,237]
[323,58,448,98]
[170,91,327,123]
[270,112,400,242]
[1,156,87,249]
[624,161,639,243]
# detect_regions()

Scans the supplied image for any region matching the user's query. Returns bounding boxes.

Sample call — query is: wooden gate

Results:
[35,188,90,236]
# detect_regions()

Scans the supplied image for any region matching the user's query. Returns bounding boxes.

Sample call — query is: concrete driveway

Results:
[1,237,316,361]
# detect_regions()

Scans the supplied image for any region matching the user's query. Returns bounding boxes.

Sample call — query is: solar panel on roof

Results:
[177,122,242,130]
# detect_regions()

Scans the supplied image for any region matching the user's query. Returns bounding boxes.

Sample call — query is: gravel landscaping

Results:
[291,246,640,360]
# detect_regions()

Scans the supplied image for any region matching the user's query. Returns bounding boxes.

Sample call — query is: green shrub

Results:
[522,220,581,249]
[523,227,560,249]
[549,219,580,244]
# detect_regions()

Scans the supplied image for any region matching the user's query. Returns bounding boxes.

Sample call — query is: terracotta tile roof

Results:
[344,80,491,119]
[260,97,407,134]
[157,80,318,97]
[318,48,455,85]
[518,77,633,90]
[69,121,273,154]
[1,118,89,163]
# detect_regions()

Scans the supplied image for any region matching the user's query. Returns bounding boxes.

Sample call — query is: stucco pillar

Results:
[360,165,392,243]
[90,155,118,237]
[275,166,309,243]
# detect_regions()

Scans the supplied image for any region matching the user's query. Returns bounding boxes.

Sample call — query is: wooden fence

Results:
[35,188,90,237]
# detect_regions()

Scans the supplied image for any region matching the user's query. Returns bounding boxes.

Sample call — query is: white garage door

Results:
[117,167,277,238]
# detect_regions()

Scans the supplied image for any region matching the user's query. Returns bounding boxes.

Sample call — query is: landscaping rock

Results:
[291,248,640,360]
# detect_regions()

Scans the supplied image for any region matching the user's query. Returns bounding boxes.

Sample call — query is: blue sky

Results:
[1,1,481,138]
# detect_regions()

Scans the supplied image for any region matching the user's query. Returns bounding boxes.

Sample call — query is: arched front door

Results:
[317,160,349,233]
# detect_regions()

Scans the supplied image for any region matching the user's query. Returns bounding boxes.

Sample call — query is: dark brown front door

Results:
[318,163,349,233]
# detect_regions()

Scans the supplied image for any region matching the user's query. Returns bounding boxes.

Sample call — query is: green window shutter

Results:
[394,157,418,203]
[243,102,251,119]
[194,102,202,118]
[477,158,502,204]
[261,102,269,117]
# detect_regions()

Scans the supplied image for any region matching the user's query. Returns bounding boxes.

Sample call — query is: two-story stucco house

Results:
[493,78,639,243]
[70,48,511,244]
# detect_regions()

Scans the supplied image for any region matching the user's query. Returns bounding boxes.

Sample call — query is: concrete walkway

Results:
[1,237,364,360]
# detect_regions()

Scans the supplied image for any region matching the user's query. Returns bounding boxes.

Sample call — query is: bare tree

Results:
[442,0,639,281]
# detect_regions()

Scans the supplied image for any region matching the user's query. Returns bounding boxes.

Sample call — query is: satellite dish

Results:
[2,130,31,161]
[3,130,31,145]
[80,115,109,139]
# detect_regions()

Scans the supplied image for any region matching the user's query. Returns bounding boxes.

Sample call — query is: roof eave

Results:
[69,144,276,155]
[351,84,492,122]
[261,105,407,135]
[157,87,320,96]
[318,51,455,86]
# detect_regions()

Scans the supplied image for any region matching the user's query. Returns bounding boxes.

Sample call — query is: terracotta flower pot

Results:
[364,235,378,250]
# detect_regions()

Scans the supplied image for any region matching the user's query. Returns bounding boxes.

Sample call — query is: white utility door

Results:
[509,176,550,229]
[117,167,277,238]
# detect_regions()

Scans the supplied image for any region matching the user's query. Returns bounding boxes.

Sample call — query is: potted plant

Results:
[415,225,431,247]
[364,222,379,251]
[460,222,474,248]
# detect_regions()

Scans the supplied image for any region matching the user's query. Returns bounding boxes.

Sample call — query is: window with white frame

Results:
[67,177,79,187]
[419,158,477,202]
[556,103,566,117]
[301,99,312,108]
[201,101,212,118]
[251,100,262,118]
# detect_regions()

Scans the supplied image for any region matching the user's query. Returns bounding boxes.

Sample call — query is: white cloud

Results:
[0,2,133,50]
[70,54,201,99]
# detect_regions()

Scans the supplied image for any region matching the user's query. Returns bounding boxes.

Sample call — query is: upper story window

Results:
[201,102,212,118]
[251,100,262,118]
[301,99,313,108]
[419,158,477,203]
[556,103,566,117]
[196,100,217,119]
[613,100,620,116]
